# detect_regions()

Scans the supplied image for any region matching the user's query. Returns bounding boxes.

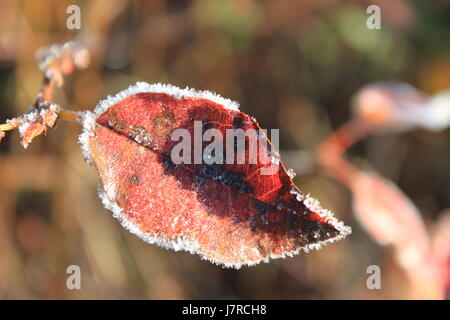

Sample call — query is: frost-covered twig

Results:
[0,41,89,148]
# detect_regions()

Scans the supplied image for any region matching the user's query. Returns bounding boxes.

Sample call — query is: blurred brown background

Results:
[0,0,449,299]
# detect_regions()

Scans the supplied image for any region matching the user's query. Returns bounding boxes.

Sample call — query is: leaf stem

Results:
[315,120,369,186]
[59,109,84,124]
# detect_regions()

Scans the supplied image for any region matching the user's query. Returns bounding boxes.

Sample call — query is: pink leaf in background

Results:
[352,82,450,133]
[432,211,450,297]
[351,171,442,298]
[351,172,428,252]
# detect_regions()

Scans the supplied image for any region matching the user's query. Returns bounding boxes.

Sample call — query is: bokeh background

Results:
[0,0,449,299]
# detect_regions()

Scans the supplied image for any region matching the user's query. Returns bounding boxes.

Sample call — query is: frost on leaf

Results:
[80,82,351,268]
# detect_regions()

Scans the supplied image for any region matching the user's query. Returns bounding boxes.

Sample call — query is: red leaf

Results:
[79,82,350,268]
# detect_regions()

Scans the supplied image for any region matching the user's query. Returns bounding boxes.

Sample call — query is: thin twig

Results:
[315,120,369,186]
[0,41,89,147]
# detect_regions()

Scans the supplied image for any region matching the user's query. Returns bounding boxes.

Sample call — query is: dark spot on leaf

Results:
[194,174,206,185]
[128,175,140,185]
[232,115,244,129]
[252,199,274,224]
[198,164,252,194]
[151,107,176,137]
[162,157,177,172]
[202,120,214,133]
